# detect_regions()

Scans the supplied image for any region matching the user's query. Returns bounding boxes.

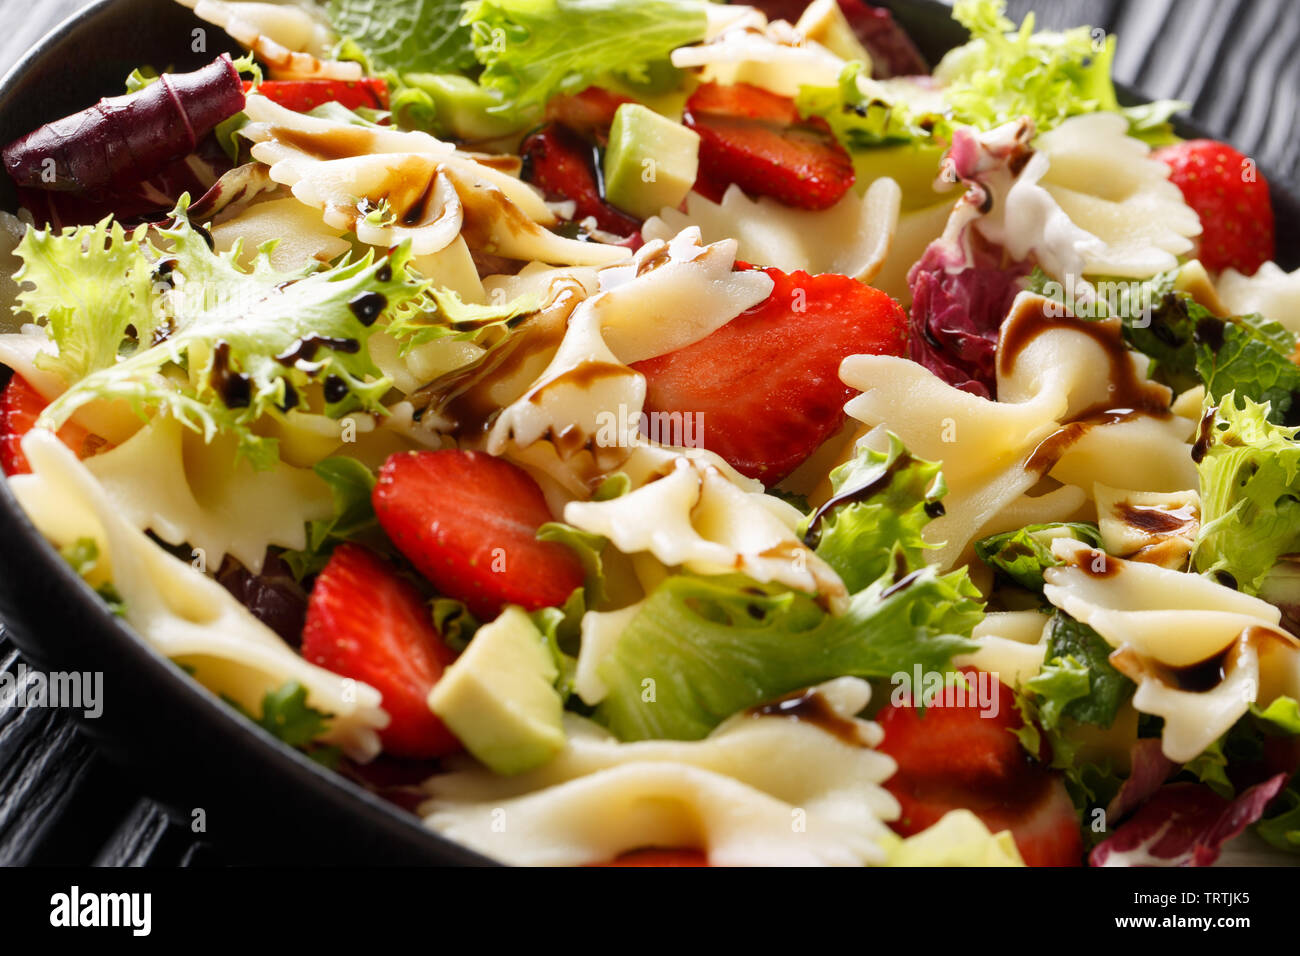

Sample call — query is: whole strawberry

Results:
[1153,139,1275,275]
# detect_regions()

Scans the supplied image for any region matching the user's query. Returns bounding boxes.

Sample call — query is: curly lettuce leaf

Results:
[593,569,982,742]
[799,433,946,594]
[1024,611,1134,730]
[327,0,477,75]
[14,217,161,383]
[25,199,426,469]
[386,285,540,354]
[464,0,708,116]
[975,522,1102,592]
[937,0,1183,140]
[796,62,947,150]
[1193,393,1300,594]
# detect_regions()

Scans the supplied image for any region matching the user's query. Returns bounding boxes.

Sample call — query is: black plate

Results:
[0,0,1296,867]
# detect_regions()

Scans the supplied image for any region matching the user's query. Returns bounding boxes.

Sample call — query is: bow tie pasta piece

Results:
[1218,261,1300,334]
[421,677,898,866]
[564,453,846,606]
[841,292,1195,568]
[643,176,902,285]
[950,116,1199,285]
[11,430,387,760]
[671,13,847,96]
[482,230,773,490]
[1043,538,1300,762]
[81,414,332,573]
[240,95,629,267]
[178,0,362,80]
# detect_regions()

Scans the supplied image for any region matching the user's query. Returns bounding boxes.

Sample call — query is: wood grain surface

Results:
[0,0,1297,866]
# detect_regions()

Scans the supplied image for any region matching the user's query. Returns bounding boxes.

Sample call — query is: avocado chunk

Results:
[428,606,566,775]
[405,73,522,141]
[602,103,700,220]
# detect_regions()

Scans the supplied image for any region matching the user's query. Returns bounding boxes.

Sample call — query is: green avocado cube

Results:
[603,103,700,220]
[428,606,566,775]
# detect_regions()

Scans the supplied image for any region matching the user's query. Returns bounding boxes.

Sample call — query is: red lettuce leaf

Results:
[1105,738,1177,826]
[1090,774,1287,867]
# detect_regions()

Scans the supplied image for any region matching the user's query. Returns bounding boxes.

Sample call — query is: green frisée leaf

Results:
[386,285,540,354]
[593,569,982,742]
[796,62,947,149]
[14,216,161,383]
[22,199,426,470]
[464,0,708,116]
[800,433,946,594]
[974,522,1102,592]
[1193,393,1300,594]
[937,0,1176,140]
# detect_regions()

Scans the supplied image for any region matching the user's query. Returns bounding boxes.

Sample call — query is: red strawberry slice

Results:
[373,450,585,619]
[520,122,643,237]
[302,543,460,760]
[544,86,633,145]
[683,82,854,210]
[0,373,105,475]
[874,669,1084,867]
[631,267,907,485]
[244,78,389,113]
[1152,139,1275,275]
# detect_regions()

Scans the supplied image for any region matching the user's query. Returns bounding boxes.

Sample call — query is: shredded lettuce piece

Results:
[20,199,426,469]
[593,569,982,742]
[223,680,341,766]
[799,434,946,594]
[974,522,1102,592]
[1193,393,1300,594]
[463,0,708,116]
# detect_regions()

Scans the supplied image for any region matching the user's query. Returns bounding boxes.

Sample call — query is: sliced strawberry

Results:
[875,669,1084,867]
[244,78,389,113]
[0,373,104,475]
[631,267,907,485]
[683,81,854,210]
[590,849,711,867]
[544,86,633,145]
[520,123,642,237]
[302,544,460,760]
[1152,139,1275,275]
[373,450,585,619]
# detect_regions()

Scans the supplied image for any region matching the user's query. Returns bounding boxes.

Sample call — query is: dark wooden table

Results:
[0,0,1297,866]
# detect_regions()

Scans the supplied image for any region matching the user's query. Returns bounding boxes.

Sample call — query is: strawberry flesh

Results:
[631,267,907,485]
[520,122,642,237]
[0,373,104,475]
[302,543,461,760]
[683,82,854,210]
[1152,139,1275,275]
[373,450,585,619]
[875,669,1085,867]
